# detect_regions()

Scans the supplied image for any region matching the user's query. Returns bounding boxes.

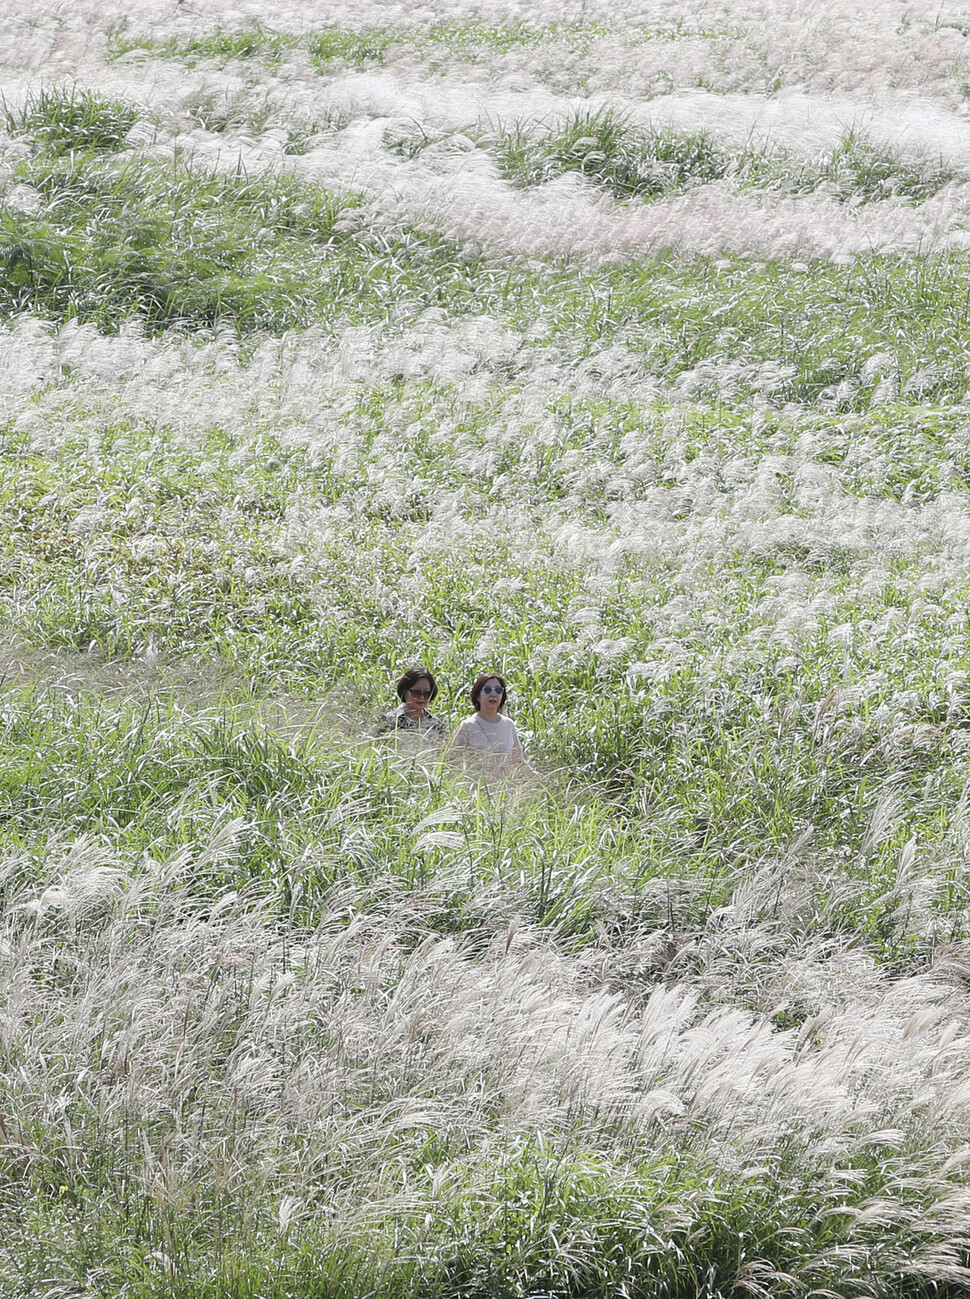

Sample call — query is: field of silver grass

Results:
[5,1,970,1295]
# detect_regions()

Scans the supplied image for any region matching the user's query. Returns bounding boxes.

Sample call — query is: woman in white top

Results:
[450,672,538,775]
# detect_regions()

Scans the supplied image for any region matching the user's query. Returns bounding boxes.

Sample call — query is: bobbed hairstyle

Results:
[396,666,438,702]
[470,672,507,712]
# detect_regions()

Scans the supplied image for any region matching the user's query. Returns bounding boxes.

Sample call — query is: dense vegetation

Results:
[4,2,970,1295]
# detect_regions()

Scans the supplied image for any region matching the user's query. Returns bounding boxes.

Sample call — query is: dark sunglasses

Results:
[407,687,432,698]
[480,684,504,695]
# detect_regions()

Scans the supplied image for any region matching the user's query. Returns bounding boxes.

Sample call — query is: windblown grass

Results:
[2,85,140,155]
[5,1,970,1295]
[0,152,499,331]
[5,807,970,1297]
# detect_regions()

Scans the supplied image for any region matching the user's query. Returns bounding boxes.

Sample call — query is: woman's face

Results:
[478,677,504,717]
[403,678,432,716]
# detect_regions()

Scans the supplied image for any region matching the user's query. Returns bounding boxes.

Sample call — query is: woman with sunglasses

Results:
[376,666,446,738]
[450,672,537,773]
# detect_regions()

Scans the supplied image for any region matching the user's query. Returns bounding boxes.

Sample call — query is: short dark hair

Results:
[396,666,438,702]
[470,672,507,712]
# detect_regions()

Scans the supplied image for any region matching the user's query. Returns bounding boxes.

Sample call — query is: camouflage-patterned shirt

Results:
[375,704,446,738]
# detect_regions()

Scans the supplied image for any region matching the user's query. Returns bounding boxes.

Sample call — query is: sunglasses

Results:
[407,687,432,698]
[480,684,504,695]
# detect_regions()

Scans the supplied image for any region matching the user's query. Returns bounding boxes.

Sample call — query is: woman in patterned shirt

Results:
[376,666,446,738]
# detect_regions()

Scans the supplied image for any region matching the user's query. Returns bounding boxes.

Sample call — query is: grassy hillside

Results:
[4,2,970,1295]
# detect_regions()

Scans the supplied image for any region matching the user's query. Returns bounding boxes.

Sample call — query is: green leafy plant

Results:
[3,86,140,154]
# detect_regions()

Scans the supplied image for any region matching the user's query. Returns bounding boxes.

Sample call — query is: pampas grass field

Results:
[7,0,970,1294]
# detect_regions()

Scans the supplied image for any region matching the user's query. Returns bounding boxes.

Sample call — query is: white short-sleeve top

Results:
[452,713,523,758]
